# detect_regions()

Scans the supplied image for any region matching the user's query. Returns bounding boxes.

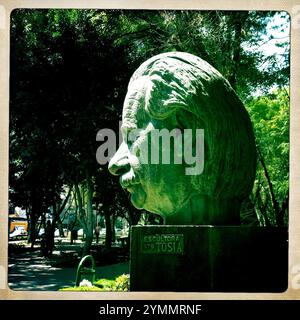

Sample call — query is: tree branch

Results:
[74,183,88,233]
[257,145,280,224]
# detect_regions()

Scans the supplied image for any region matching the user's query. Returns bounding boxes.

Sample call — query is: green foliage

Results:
[60,274,130,291]
[246,88,289,226]
[94,278,115,289]
[9,9,290,237]
[94,274,130,291]
[114,274,130,291]
[60,286,103,292]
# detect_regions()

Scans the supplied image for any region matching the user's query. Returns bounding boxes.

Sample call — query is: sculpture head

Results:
[108,52,256,225]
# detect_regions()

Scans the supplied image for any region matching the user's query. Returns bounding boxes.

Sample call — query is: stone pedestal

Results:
[130,226,287,292]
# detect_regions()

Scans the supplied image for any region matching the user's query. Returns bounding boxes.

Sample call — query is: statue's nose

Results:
[108,143,130,176]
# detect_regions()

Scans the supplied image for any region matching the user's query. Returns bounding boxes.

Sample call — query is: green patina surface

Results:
[109,52,256,225]
[130,226,288,292]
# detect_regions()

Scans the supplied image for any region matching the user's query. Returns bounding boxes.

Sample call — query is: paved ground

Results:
[8,249,129,291]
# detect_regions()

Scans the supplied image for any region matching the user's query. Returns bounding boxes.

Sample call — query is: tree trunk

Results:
[111,215,116,243]
[84,173,94,256]
[240,197,258,225]
[42,188,72,257]
[256,184,271,227]
[57,217,65,237]
[104,211,112,249]
[26,209,32,244]
[29,211,36,248]
[74,176,95,257]
[29,188,43,248]
[29,192,39,247]
[257,146,280,224]
[228,12,249,91]
[47,223,56,257]
[82,235,93,257]
[277,194,289,227]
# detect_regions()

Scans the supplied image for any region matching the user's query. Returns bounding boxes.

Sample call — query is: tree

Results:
[246,88,289,226]
[9,9,289,252]
[113,10,289,100]
[10,9,134,252]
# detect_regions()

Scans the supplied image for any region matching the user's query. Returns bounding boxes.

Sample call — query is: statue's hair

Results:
[129,52,256,200]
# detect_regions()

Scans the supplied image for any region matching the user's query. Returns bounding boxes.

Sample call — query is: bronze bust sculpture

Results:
[109,52,256,225]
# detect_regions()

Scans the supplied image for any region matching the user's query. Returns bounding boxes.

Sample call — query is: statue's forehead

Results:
[122,77,150,129]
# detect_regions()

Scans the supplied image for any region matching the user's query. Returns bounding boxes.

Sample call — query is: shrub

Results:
[59,274,130,292]
[114,274,130,291]
[60,286,103,292]
[94,278,115,289]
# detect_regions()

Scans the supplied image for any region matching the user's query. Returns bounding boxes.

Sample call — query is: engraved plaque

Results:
[142,233,184,254]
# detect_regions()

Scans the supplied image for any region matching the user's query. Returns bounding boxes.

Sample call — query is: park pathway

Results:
[8,250,129,291]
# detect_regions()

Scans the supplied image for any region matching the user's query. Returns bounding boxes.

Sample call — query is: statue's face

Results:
[108,79,191,218]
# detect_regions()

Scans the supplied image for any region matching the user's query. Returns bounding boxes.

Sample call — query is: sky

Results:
[243,11,290,95]
[261,11,290,56]
[249,11,290,72]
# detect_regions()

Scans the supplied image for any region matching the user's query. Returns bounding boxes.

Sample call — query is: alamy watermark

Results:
[96,121,204,175]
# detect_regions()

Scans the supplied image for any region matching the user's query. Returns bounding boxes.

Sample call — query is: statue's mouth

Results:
[121,174,147,210]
